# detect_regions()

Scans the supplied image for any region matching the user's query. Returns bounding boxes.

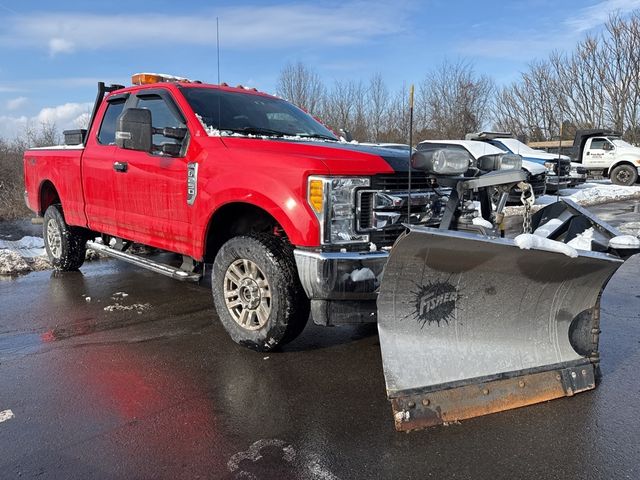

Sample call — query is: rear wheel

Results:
[610,164,638,186]
[43,204,87,271]
[211,234,309,351]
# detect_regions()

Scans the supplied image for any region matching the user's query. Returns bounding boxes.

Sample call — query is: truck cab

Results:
[573,129,640,185]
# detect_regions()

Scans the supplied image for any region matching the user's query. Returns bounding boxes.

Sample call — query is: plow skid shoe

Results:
[377,227,624,431]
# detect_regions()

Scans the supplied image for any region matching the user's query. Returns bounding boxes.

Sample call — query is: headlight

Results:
[307,176,370,245]
[411,149,470,175]
[477,153,522,171]
[544,161,556,173]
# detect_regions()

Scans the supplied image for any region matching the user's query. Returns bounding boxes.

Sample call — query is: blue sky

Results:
[1,0,639,138]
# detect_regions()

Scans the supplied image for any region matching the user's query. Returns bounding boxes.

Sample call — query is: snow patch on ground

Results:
[619,221,640,237]
[504,181,640,217]
[0,250,31,275]
[0,236,45,258]
[103,302,151,314]
[0,235,104,276]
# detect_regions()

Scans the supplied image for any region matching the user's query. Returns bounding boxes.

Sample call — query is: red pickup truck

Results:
[23,73,445,350]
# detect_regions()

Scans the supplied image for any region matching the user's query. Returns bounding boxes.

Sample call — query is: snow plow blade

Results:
[377,204,633,431]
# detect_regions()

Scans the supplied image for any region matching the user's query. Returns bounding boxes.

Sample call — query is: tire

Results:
[43,204,87,271]
[211,234,310,351]
[610,164,638,186]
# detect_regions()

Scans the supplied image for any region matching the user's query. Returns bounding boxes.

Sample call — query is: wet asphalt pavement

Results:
[1,203,639,479]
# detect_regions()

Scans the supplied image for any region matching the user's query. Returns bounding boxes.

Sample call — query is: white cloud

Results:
[0,3,409,55]
[35,102,92,127]
[6,96,27,110]
[565,0,640,32]
[48,37,75,56]
[0,102,92,140]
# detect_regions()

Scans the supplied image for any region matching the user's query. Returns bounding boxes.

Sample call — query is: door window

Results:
[136,95,186,146]
[97,99,126,145]
[589,138,608,150]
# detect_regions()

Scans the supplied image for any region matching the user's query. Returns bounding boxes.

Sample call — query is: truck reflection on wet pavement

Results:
[1,235,639,479]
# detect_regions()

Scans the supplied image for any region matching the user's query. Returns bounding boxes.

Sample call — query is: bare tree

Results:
[276,62,325,115]
[367,73,390,142]
[421,61,494,139]
[494,12,640,144]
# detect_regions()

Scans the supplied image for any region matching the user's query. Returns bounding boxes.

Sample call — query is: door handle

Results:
[113,161,128,173]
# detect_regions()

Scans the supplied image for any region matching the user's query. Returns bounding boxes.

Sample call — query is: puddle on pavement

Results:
[0,332,43,359]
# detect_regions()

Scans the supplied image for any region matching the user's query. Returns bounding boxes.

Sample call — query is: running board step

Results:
[87,241,201,282]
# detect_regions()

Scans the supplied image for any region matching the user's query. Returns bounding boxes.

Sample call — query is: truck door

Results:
[584,137,616,168]
[111,91,192,254]
[82,95,127,234]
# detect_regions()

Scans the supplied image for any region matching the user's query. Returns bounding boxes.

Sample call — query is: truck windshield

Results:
[181,87,338,140]
[612,139,633,148]
[496,138,539,155]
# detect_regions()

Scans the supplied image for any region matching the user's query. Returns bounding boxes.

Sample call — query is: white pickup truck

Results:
[572,129,640,185]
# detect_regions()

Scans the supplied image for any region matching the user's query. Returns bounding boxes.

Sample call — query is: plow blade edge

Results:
[377,227,623,431]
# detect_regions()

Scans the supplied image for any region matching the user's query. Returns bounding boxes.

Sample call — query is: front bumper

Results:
[293,249,389,300]
[293,249,389,326]
[546,175,571,191]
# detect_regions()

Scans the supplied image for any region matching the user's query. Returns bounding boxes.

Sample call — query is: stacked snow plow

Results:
[376,147,640,431]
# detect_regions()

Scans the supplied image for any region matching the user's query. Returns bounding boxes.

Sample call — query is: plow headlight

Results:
[307,176,370,245]
[477,153,522,171]
[412,149,470,175]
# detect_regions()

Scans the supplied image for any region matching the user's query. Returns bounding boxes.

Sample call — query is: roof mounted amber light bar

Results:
[131,72,191,85]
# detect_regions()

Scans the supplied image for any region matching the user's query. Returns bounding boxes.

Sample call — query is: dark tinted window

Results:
[136,95,185,144]
[97,99,125,145]
[590,138,612,150]
[181,87,337,139]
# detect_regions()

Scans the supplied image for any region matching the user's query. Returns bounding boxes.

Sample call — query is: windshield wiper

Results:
[222,127,287,137]
[297,133,338,141]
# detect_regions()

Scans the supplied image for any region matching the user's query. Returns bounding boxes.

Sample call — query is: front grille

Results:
[358,191,374,230]
[357,173,445,248]
[550,161,571,176]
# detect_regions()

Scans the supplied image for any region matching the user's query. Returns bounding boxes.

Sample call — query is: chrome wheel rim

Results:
[46,219,62,259]
[224,258,271,330]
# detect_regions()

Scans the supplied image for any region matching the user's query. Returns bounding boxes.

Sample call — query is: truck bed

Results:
[23,145,87,227]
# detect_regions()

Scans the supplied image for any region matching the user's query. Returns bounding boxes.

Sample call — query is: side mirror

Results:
[115,108,152,152]
[603,142,613,151]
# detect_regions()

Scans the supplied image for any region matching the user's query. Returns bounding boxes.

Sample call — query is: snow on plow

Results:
[377,148,640,431]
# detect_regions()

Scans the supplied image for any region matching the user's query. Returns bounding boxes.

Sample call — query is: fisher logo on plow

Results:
[410,280,459,328]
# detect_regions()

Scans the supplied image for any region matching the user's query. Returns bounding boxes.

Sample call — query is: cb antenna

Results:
[407,84,415,226]
[216,17,221,84]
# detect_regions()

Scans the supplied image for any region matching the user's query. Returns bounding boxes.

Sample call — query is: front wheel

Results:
[610,164,638,186]
[211,234,310,351]
[43,205,87,271]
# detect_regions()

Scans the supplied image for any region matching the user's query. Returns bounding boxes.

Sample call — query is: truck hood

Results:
[614,144,640,161]
[522,151,571,162]
[522,160,546,175]
[218,136,410,175]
